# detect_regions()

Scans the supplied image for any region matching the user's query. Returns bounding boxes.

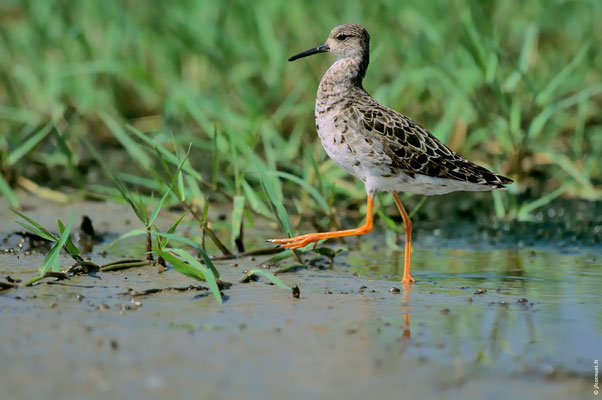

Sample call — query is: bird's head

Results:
[288,23,370,62]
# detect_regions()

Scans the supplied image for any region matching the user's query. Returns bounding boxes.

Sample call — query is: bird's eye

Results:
[336,34,350,41]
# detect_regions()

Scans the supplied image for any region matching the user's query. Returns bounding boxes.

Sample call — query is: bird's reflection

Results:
[400,282,412,350]
[392,248,412,355]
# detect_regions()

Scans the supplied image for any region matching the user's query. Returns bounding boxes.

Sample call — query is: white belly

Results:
[364,172,494,195]
[316,111,494,196]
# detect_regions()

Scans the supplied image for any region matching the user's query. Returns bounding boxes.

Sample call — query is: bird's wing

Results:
[355,98,513,188]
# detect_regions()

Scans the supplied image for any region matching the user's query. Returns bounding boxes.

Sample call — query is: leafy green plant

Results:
[155,247,222,304]
[12,209,80,286]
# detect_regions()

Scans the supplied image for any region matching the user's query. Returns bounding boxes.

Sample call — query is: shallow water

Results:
[348,243,602,376]
[0,197,600,399]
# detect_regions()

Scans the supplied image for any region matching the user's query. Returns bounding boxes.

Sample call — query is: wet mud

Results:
[0,196,600,399]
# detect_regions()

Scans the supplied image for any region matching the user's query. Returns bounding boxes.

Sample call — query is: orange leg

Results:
[269,195,375,250]
[392,193,415,283]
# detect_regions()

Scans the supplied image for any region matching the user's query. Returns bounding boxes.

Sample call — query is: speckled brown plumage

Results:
[351,97,511,187]
[311,23,513,196]
[269,23,514,283]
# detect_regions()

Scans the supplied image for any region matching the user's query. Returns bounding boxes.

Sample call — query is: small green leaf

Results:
[155,249,205,280]
[241,268,291,290]
[201,198,210,224]
[151,231,220,279]
[14,221,56,242]
[156,212,189,250]
[40,210,77,274]
[170,248,222,303]
[0,174,19,208]
[58,219,81,258]
[12,209,57,240]
[167,213,188,235]
[231,195,245,247]
[156,248,222,304]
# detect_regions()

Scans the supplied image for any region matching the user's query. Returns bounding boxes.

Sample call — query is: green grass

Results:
[1,0,601,245]
[12,209,81,285]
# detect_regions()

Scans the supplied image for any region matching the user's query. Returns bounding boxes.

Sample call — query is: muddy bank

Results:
[1,246,599,399]
[0,196,600,399]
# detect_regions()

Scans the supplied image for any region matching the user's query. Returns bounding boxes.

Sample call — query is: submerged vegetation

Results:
[1,1,601,289]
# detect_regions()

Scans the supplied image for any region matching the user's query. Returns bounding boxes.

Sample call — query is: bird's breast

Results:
[315,107,353,170]
[315,95,393,182]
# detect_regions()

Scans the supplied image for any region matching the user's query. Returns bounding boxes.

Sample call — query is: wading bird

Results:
[269,23,513,283]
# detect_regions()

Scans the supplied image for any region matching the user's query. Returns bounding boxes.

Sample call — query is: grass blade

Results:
[127,126,202,180]
[231,195,245,247]
[6,119,55,166]
[58,218,81,259]
[240,268,291,290]
[99,112,151,170]
[0,174,19,208]
[155,248,222,304]
[151,231,220,279]
[536,43,590,106]
[12,209,58,241]
[149,150,189,226]
[517,186,567,221]
[83,139,149,224]
[212,127,219,188]
[248,155,292,237]
[169,248,222,303]
[14,222,56,242]
[41,210,77,274]
[273,171,329,214]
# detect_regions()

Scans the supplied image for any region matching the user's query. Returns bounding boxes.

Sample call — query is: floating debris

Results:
[25,271,68,286]
[100,258,150,272]
[121,284,217,297]
[0,281,18,291]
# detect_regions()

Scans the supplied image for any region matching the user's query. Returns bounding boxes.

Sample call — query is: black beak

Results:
[288,44,330,62]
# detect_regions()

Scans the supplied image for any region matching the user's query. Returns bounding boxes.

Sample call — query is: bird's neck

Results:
[319,54,369,93]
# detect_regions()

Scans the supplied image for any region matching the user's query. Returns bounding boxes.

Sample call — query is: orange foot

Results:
[402,275,416,284]
[268,233,329,250]
[268,195,375,251]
